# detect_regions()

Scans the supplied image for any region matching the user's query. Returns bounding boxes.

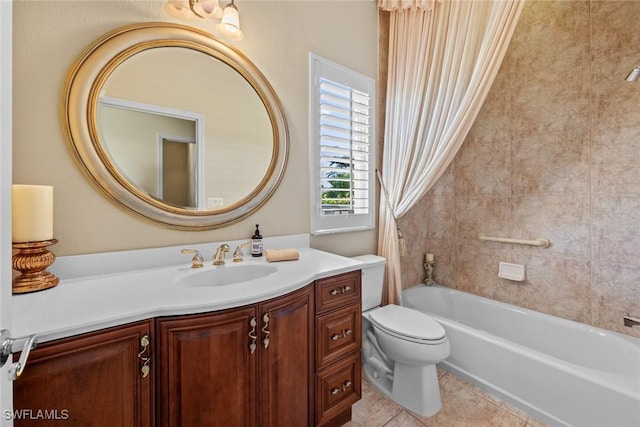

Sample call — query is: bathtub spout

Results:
[623,314,640,328]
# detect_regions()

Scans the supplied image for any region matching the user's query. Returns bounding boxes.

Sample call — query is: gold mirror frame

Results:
[62,22,288,230]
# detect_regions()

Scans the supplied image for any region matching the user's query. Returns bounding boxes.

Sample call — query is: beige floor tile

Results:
[383,411,427,427]
[405,376,527,427]
[445,374,530,422]
[345,380,403,427]
[345,373,547,427]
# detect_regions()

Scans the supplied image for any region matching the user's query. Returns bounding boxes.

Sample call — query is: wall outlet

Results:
[207,197,224,208]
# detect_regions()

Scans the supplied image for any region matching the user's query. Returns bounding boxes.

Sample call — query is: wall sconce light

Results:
[163,0,244,41]
[626,65,640,82]
[217,0,244,41]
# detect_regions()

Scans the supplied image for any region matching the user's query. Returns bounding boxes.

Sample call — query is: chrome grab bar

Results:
[0,329,38,380]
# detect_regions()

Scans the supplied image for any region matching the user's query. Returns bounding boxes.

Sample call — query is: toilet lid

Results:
[368,304,446,341]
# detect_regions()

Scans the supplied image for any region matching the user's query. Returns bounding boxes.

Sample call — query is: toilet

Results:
[353,255,451,417]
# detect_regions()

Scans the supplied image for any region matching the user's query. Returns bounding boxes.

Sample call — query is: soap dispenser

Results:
[251,224,263,257]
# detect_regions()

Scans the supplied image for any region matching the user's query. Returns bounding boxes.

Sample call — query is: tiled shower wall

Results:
[397,0,640,338]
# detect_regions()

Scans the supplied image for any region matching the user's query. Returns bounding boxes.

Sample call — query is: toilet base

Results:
[392,363,442,417]
[363,358,443,418]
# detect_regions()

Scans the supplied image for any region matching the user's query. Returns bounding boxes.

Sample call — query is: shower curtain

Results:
[377,0,525,304]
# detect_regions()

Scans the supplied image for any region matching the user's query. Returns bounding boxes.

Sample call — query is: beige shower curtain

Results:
[377,0,525,304]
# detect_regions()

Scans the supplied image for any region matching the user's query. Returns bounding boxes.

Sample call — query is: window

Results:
[309,53,376,235]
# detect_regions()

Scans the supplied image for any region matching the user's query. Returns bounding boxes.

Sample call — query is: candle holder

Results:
[423,260,436,286]
[12,239,59,294]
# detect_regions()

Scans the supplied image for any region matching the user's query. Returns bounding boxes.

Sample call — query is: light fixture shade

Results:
[162,0,195,20]
[216,4,244,41]
[193,0,223,19]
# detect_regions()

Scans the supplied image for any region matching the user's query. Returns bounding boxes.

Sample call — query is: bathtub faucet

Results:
[623,314,640,328]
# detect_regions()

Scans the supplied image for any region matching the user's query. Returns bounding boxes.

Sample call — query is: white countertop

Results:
[11,240,364,344]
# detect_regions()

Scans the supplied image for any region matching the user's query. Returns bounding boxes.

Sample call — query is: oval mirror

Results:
[62,23,288,229]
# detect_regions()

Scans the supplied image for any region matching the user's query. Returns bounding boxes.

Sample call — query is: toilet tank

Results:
[352,254,386,311]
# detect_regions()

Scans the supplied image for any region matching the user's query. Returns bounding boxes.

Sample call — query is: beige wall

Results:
[12,0,378,256]
[399,0,640,338]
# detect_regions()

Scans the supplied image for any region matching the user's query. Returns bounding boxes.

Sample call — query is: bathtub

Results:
[402,285,640,427]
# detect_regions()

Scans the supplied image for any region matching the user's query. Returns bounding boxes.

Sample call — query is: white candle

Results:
[12,185,54,242]
[425,253,435,262]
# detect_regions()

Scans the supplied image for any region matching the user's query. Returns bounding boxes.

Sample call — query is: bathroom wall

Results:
[12,0,378,257]
[398,0,640,338]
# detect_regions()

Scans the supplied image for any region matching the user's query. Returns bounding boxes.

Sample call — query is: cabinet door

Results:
[259,285,314,427]
[13,320,153,427]
[156,306,258,427]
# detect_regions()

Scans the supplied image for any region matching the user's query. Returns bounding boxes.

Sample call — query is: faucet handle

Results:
[233,242,251,263]
[181,249,204,268]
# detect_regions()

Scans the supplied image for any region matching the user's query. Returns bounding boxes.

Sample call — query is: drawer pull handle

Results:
[330,328,353,341]
[262,313,270,349]
[248,317,257,354]
[329,285,353,296]
[137,334,151,378]
[330,379,352,395]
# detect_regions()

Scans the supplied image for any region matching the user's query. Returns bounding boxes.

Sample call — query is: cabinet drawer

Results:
[315,270,361,314]
[316,352,362,426]
[316,304,361,368]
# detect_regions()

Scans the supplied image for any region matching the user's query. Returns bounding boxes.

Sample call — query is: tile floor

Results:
[344,367,547,427]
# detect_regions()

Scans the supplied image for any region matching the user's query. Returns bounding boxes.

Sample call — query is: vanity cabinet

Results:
[156,284,314,427]
[12,270,361,427]
[12,320,154,427]
[314,271,362,427]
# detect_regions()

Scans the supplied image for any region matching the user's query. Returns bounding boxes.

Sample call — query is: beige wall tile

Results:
[398,0,640,337]
[592,125,640,195]
[591,262,640,338]
[511,194,590,259]
[592,195,640,267]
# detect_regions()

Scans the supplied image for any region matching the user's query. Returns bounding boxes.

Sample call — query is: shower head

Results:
[626,66,640,82]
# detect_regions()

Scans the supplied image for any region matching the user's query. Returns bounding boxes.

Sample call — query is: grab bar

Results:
[624,314,640,328]
[478,233,550,248]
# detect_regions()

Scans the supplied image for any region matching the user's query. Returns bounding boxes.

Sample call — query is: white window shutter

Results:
[309,54,375,235]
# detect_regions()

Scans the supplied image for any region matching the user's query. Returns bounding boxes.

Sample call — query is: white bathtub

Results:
[402,285,640,427]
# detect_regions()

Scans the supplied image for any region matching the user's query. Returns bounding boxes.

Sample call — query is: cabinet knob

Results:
[330,388,342,395]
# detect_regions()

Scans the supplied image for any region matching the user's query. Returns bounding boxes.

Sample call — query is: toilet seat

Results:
[368,304,446,344]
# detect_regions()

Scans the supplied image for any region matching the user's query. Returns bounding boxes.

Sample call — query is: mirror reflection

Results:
[97,47,273,210]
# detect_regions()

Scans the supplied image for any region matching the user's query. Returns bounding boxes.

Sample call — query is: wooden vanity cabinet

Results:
[12,320,154,427]
[12,271,361,427]
[156,284,314,427]
[314,270,362,427]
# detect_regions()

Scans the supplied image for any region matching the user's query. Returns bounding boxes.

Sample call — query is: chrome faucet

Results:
[623,314,640,328]
[213,244,230,266]
[181,249,204,268]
